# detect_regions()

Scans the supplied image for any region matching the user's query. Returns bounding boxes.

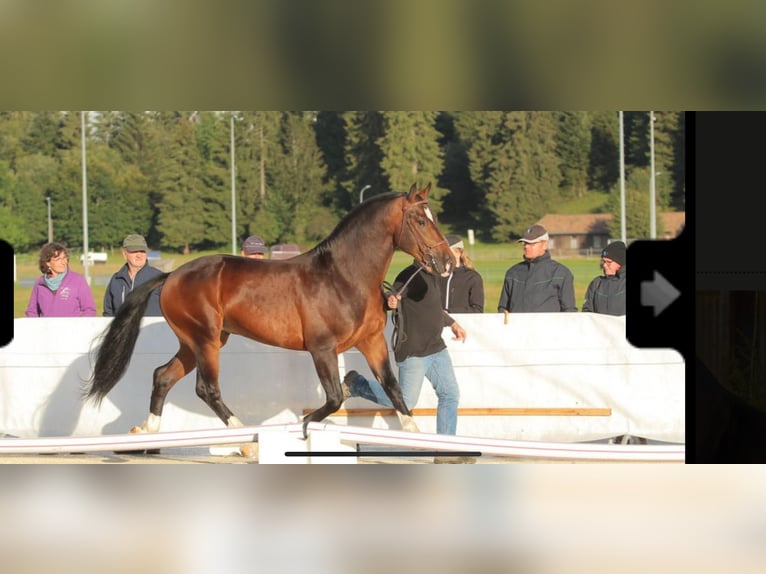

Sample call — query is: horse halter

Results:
[396,198,447,270]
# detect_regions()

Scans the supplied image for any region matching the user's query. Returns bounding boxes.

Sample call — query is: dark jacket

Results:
[391,265,455,362]
[581,268,626,316]
[103,263,164,316]
[438,266,484,313]
[497,251,577,313]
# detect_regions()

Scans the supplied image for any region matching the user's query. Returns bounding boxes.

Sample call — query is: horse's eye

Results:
[417,219,426,227]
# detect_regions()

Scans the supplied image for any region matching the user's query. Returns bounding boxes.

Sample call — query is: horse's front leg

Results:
[355,333,419,433]
[303,347,345,439]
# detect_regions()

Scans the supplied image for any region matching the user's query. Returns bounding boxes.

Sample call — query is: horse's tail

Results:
[85,273,170,405]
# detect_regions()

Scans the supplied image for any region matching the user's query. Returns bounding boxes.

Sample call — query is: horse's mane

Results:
[310,191,404,256]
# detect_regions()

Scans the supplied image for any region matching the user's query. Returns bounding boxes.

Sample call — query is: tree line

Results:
[0,111,685,253]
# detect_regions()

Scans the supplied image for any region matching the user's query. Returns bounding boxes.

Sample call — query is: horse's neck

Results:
[334,206,398,283]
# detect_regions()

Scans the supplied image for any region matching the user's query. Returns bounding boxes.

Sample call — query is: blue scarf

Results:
[44,269,67,292]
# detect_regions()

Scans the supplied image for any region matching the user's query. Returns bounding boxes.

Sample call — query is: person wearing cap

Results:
[241,235,268,259]
[438,234,485,313]
[497,224,577,313]
[582,240,626,316]
[103,234,164,317]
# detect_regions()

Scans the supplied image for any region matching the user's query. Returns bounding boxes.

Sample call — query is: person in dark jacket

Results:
[497,224,577,313]
[582,241,626,316]
[103,234,163,317]
[342,263,472,462]
[439,234,484,313]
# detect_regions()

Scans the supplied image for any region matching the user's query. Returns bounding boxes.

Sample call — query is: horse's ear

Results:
[407,182,431,201]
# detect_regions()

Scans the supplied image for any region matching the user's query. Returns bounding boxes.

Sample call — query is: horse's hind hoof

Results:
[239,442,259,459]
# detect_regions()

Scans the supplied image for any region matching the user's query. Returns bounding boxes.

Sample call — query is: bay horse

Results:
[86,183,454,454]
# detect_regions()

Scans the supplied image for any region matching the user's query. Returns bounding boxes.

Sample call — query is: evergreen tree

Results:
[588,111,620,194]
[0,159,29,249]
[556,111,591,199]
[85,144,153,249]
[21,111,62,156]
[11,153,59,247]
[456,110,506,240]
[266,112,333,244]
[484,112,561,240]
[436,112,476,231]
[342,111,387,207]
[236,111,284,243]
[156,114,207,253]
[652,111,682,211]
[315,111,350,212]
[196,112,232,248]
[378,111,446,213]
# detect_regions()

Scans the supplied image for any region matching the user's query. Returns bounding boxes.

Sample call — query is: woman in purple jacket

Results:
[25,242,96,317]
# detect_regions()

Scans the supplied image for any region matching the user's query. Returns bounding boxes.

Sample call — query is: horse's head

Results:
[396,183,455,275]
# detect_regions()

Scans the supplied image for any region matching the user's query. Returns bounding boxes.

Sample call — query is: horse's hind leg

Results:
[193,335,258,458]
[116,343,197,454]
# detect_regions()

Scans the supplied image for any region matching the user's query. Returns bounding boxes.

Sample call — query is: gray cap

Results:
[518,225,549,244]
[123,234,148,252]
[242,235,267,255]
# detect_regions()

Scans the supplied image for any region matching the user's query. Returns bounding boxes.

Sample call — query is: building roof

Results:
[537,213,613,235]
[536,212,685,237]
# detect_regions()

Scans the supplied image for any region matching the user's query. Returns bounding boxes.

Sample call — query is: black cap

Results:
[602,241,626,267]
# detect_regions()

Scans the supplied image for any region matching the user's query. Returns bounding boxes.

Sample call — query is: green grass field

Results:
[13,243,602,317]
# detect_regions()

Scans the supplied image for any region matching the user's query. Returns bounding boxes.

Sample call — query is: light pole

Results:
[649,111,657,239]
[231,112,237,255]
[46,196,52,243]
[619,111,626,244]
[359,184,371,204]
[81,111,91,285]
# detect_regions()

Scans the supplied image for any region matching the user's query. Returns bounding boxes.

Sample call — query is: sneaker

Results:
[341,370,359,400]
[433,455,477,464]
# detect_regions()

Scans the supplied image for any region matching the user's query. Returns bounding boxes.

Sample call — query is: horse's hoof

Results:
[433,456,476,464]
[240,442,259,459]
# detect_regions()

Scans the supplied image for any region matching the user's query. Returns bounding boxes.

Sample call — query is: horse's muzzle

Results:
[424,248,453,275]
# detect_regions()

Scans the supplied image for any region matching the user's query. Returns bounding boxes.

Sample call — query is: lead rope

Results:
[382,266,424,351]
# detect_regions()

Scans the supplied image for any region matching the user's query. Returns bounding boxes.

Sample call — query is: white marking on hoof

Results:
[227,416,245,428]
[239,442,259,459]
[146,414,161,433]
[397,413,420,433]
[129,414,161,434]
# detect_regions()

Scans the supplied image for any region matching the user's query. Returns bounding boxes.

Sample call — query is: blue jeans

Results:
[347,347,460,435]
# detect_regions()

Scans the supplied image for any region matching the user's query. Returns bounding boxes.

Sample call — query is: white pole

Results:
[46,196,52,243]
[231,112,237,254]
[619,111,626,244]
[649,111,657,239]
[81,111,90,285]
[359,184,371,204]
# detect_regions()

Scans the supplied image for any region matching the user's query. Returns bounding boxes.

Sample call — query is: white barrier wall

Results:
[0,314,684,443]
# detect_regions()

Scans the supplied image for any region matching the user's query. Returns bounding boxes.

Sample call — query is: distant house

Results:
[270,243,301,260]
[536,212,685,256]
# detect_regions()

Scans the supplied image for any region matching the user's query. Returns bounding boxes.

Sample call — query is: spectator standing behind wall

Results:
[241,235,268,259]
[581,241,626,316]
[25,242,97,317]
[497,224,577,313]
[103,234,163,317]
[438,234,485,313]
